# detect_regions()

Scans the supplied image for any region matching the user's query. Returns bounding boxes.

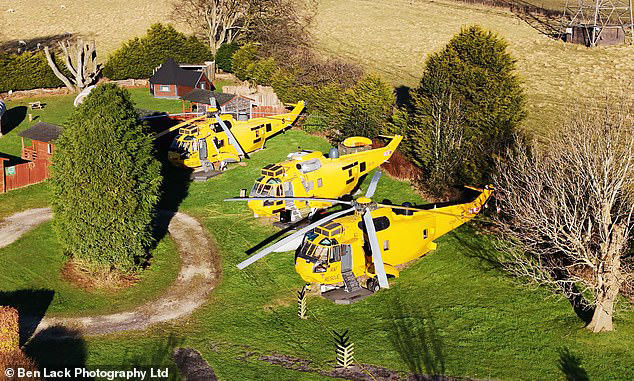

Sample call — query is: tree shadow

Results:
[558,347,589,381]
[0,289,54,346]
[395,86,413,109]
[25,326,90,380]
[385,294,445,379]
[0,33,77,54]
[124,333,184,380]
[1,106,27,136]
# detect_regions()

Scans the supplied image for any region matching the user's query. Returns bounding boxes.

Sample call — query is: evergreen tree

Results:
[334,74,395,140]
[408,25,525,189]
[103,23,212,80]
[215,42,240,72]
[50,84,162,273]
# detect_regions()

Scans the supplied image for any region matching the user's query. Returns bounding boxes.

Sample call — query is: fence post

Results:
[297,284,307,319]
[333,330,354,369]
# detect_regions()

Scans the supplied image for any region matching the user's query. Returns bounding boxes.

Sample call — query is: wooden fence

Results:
[0,158,49,193]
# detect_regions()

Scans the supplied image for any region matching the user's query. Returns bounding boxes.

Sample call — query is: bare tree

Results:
[44,39,101,91]
[171,0,251,55]
[494,101,634,332]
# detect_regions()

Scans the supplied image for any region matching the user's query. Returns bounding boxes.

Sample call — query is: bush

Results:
[333,74,396,140]
[247,57,277,86]
[407,25,525,188]
[231,43,258,81]
[215,42,240,72]
[0,51,69,92]
[50,84,162,273]
[103,23,212,80]
[0,307,18,353]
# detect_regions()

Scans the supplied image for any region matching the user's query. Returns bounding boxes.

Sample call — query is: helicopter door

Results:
[341,245,353,272]
[199,139,208,160]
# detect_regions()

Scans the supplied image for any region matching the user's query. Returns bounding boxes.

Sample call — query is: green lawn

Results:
[1,99,632,379]
[0,87,182,157]
[0,221,180,317]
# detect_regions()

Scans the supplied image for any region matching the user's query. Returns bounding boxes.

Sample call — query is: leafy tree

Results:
[231,42,258,81]
[50,84,162,273]
[215,42,240,72]
[103,23,212,80]
[407,25,525,189]
[333,74,395,140]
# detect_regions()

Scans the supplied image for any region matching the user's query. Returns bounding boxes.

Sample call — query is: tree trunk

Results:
[587,284,618,332]
[586,258,622,332]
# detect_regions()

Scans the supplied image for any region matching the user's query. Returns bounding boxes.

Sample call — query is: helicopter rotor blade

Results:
[236,208,353,270]
[362,209,389,289]
[365,170,382,198]
[215,113,249,159]
[225,197,353,205]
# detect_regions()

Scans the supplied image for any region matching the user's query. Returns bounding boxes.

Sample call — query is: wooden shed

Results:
[149,58,214,99]
[0,122,62,193]
[181,89,254,119]
[564,26,626,46]
[18,122,62,162]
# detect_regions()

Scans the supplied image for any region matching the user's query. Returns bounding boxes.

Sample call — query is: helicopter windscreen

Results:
[298,231,340,266]
[170,135,196,158]
[250,177,283,197]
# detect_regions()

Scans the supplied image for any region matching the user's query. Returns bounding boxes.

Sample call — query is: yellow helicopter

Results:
[235,135,403,222]
[227,171,494,293]
[154,100,305,171]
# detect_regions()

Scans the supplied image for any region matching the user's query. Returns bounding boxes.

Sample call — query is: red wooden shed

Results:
[149,58,214,99]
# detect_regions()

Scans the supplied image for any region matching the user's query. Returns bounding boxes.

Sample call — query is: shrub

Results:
[215,42,240,72]
[50,84,162,273]
[0,51,70,92]
[407,25,525,189]
[0,307,18,353]
[247,57,277,86]
[103,23,212,80]
[231,43,258,81]
[333,74,396,141]
[0,350,40,380]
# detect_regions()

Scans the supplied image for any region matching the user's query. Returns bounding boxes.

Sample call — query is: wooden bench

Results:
[28,101,44,110]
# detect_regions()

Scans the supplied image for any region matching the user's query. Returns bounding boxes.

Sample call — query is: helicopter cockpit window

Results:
[171,135,196,157]
[251,177,283,197]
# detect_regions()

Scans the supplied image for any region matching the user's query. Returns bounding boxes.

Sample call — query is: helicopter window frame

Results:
[360,162,366,172]
[383,240,390,251]
[423,229,428,239]
[329,245,341,262]
[317,178,323,187]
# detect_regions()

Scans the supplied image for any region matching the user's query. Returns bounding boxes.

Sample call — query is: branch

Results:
[44,46,76,91]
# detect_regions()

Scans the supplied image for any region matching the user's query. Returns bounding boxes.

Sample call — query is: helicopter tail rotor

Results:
[362,209,389,289]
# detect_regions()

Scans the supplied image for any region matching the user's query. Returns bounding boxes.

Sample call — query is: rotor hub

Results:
[353,197,377,212]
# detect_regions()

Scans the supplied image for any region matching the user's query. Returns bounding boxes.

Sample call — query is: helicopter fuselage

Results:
[293,188,494,287]
[248,135,403,219]
[167,102,304,169]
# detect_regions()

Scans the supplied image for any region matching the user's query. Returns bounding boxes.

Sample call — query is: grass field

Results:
[1,0,178,55]
[0,221,180,317]
[313,0,634,135]
[1,110,632,379]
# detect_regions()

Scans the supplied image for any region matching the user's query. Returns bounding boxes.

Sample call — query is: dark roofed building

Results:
[181,89,254,119]
[149,58,214,99]
[18,122,63,161]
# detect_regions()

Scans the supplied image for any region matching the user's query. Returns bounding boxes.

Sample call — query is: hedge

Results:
[0,307,18,353]
[103,23,213,80]
[0,51,70,92]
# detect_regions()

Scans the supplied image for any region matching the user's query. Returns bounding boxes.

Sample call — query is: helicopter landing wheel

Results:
[367,278,380,293]
[219,161,228,171]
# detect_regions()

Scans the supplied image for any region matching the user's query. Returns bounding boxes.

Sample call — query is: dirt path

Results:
[0,208,53,249]
[0,208,219,336]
